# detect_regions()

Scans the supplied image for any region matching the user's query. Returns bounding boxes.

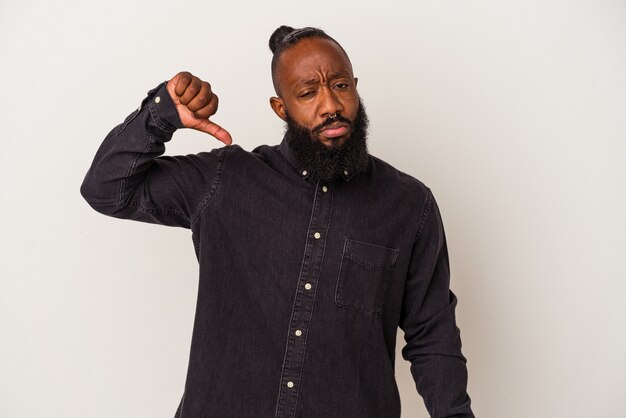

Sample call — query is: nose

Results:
[318,86,343,119]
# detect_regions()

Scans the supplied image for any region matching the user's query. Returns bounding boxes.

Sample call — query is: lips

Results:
[320,122,350,139]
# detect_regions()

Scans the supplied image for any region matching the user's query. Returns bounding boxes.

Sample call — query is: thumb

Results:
[194,119,233,145]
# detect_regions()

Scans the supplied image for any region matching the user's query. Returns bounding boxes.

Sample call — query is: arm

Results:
[80,72,232,228]
[399,189,474,417]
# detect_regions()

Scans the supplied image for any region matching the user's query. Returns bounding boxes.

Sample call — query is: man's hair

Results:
[269,25,349,95]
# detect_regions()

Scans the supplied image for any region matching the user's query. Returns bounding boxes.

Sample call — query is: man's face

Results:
[270,37,360,150]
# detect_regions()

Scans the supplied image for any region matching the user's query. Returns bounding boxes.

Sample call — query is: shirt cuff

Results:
[143,81,184,133]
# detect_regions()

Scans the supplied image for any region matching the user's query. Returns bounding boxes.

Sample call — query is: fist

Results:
[166,71,232,145]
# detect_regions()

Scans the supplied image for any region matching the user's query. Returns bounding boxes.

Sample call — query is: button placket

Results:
[274,181,333,418]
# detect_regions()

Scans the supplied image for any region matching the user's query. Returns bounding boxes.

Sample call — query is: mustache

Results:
[311,114,352,135]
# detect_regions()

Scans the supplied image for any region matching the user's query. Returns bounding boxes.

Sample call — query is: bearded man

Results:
[80,25,474,418]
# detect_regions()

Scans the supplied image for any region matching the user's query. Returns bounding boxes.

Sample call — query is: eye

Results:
[299,90,315,98]
[334,83,350,90]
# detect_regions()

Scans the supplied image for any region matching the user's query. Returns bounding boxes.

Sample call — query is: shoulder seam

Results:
[414,188,433,242]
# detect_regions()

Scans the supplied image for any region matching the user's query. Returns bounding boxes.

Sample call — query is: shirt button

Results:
[343,169,348,175]
[287,381,294,388]
[322,186,328,192]
[295,330,302,336]
[314,232,321,239]
[302,170,308,176]
[304,283,312,290]
[154,96,161,104]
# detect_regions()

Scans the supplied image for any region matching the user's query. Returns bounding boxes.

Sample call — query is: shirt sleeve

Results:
[399,189,474,417]
[80,81,228,229]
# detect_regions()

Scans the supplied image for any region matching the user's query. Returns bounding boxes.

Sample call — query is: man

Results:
[80,25,474,418]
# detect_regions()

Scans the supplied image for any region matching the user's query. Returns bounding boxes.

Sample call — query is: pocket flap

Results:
[343,239,399,270]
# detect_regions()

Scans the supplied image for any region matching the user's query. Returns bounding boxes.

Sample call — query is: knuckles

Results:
[177,71,192,82]
[194,93,210,104]
[171,71,220,119]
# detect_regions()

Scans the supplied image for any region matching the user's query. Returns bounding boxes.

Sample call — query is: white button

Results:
[304,283,312,290]
[302,170,308,176]
[295,330,302,336]
[314,232,321,239]
[287,381,294,388]
[322,186,328,192]
[343,169,348,175]
[155,96,161,104]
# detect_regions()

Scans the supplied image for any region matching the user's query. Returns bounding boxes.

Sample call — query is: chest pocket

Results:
[335,238,400,315]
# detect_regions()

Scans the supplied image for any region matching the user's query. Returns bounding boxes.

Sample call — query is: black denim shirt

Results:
[80,82,473,418]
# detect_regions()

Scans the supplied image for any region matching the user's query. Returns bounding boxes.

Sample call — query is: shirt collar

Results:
[279,136,362,183]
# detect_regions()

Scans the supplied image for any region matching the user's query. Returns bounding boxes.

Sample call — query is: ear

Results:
[270,96,287,121]
[354,77,358,87]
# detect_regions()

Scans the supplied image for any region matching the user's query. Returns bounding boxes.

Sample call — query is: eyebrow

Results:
[295,72,351,88]
[297,78,320,87]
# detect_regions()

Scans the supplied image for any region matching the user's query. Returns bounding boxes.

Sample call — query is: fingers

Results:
[169,72,211,107]
[188,82,216,114]
[171,72,217,115]
[173,71,192,97]
[192,92,219,119]
[194,119,233,145]
[179,76,202,105]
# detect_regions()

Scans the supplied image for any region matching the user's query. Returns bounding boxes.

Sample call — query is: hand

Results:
[166,71,232,145]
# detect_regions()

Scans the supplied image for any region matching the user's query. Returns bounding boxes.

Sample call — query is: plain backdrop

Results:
[1,1,625,417]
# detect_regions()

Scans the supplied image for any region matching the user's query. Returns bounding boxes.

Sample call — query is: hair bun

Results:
[269,25,295,54]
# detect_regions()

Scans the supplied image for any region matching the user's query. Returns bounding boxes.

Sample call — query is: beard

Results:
[284,96,370,182]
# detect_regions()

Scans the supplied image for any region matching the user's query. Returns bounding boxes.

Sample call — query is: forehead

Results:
[276,38,353,89]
